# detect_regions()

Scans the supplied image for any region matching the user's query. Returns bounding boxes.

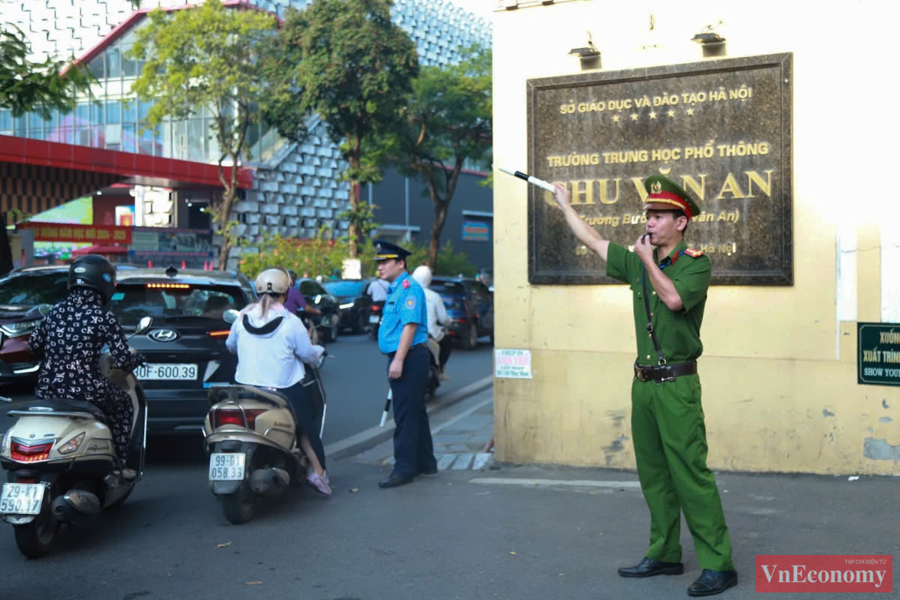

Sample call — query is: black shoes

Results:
[687,569,738,597]
[378,472,414,489]
[417,465,438,476]
[619,557,737,596]
[618,557,685,578]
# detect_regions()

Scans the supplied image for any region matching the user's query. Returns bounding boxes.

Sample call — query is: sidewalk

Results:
[339,384,899,599]
[348,386,495,472]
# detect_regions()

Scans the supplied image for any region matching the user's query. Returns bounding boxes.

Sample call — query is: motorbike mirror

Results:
[37,303,52,317]
[314,294,322,305]
[135,316,153,335]
[223,309,240,324]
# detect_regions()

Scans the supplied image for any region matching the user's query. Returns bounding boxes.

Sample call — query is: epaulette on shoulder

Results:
[683,248,704,258]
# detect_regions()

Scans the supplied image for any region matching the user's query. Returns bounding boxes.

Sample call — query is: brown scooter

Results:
[202,314,327,524]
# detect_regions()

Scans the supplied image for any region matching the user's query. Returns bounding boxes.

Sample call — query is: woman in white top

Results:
[225,268,331,496]
[411,265,452,379]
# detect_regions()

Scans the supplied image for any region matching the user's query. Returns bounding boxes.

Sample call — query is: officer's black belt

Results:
[633,361,697,383]
[387,344,426,358]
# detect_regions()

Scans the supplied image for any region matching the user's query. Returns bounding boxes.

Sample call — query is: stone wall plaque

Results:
[526,53,793,285]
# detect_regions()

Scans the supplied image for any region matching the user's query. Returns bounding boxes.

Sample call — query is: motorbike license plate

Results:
[135,363,198,380]
[369,315,380,324]
[0,483,45,515]
[209,453,245,481]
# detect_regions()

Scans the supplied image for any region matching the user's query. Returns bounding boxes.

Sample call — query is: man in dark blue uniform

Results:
[374,239,437,488]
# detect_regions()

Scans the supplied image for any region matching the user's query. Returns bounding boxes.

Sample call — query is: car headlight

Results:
[339,302,354,310]
[0,318,42,337]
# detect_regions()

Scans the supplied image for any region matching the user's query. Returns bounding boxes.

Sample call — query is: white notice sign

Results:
[495,349,532,379]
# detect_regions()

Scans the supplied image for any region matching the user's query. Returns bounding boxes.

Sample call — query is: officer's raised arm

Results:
[552,182,610,262]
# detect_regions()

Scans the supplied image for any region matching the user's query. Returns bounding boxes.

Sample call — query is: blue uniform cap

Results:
[373,239,412,261]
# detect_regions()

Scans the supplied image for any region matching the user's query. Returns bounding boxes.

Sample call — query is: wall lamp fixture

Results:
[692,27,726,57]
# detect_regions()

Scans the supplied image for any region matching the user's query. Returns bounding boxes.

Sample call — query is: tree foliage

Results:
[263,0,419,259]
[128,0,278,269]
[0,25,93,118]
[236,230,476,282]
[381,45,492,271]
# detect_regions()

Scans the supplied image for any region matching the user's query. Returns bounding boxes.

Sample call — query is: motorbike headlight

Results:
[339,302,354,310]
[0,318,42,337]
[58,432,85,455]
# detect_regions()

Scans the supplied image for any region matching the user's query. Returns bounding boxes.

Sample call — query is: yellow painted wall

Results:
[491,0,900,474]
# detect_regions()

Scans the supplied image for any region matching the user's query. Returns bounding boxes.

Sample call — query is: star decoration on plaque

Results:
[612,115,621,123]
[630,113,639,121]
[686,108,695,116]
[667,110,676,118]
[649,111,658,119]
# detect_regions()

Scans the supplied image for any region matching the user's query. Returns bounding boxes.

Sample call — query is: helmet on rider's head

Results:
[411,265,433,288]
[255,268,291,296]
[68,254,116,305]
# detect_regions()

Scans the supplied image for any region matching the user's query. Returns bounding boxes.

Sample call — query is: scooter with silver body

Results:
[202,309,327,524]
[0,315,152,558]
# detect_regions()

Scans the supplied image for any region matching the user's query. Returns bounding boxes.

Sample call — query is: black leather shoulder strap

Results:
[640,266,666,366]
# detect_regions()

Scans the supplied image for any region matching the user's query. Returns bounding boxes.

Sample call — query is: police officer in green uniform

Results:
[373,239,438,489]
[552,176,738,597]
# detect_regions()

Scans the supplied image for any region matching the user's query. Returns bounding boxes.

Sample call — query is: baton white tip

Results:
[498,167,515,176]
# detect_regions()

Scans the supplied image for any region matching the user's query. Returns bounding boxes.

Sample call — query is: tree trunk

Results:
[215,153,241,271]
[428,201,448,271]
[424,158,464,272]
[346,139,361,259]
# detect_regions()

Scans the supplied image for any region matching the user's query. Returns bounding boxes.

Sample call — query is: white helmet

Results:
[411,265,432,288]
[255,268,290,296]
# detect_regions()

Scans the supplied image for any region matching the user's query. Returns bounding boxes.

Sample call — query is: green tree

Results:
[1,24,93,275]
[0,25,93,118]
[383,45,492,271]
[128,0,278,269]
[263,0,419,259]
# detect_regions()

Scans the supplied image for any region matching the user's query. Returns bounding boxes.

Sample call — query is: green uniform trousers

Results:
[631,373,734,572]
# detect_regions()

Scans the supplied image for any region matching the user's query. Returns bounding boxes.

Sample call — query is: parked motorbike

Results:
[368,300,385,340]
[202,310,328,525]
[0,316,152,558]
[425,337,442,399]
[297,311,333,369]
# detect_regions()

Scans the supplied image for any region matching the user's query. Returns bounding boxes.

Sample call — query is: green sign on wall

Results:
[858,322,900,386]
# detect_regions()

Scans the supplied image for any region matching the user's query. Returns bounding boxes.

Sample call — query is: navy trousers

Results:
[387,345,436,477]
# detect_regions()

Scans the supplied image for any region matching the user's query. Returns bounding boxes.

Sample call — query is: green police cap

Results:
[644,175,701,220]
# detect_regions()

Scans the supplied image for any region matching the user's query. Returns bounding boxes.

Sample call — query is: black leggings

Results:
[438,336,453,370]
[280,379,326,470]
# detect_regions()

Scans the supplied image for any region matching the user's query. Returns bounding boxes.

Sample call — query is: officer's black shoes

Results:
[617,557,685,578]
[378,472,414,489]
[417,465,438,476]
[687,569,738,596]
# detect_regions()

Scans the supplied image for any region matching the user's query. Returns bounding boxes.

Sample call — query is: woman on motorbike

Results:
[28,255,145,480]
[225,268,332,496]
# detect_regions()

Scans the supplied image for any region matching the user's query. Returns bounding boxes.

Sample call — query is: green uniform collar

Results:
[654,240,688,267]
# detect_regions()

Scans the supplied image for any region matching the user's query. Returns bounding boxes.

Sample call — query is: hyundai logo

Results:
[149,329,179,342]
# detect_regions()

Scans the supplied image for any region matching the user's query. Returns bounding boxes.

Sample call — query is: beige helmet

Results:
[255,268,290,296]
[411,265,433,288]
